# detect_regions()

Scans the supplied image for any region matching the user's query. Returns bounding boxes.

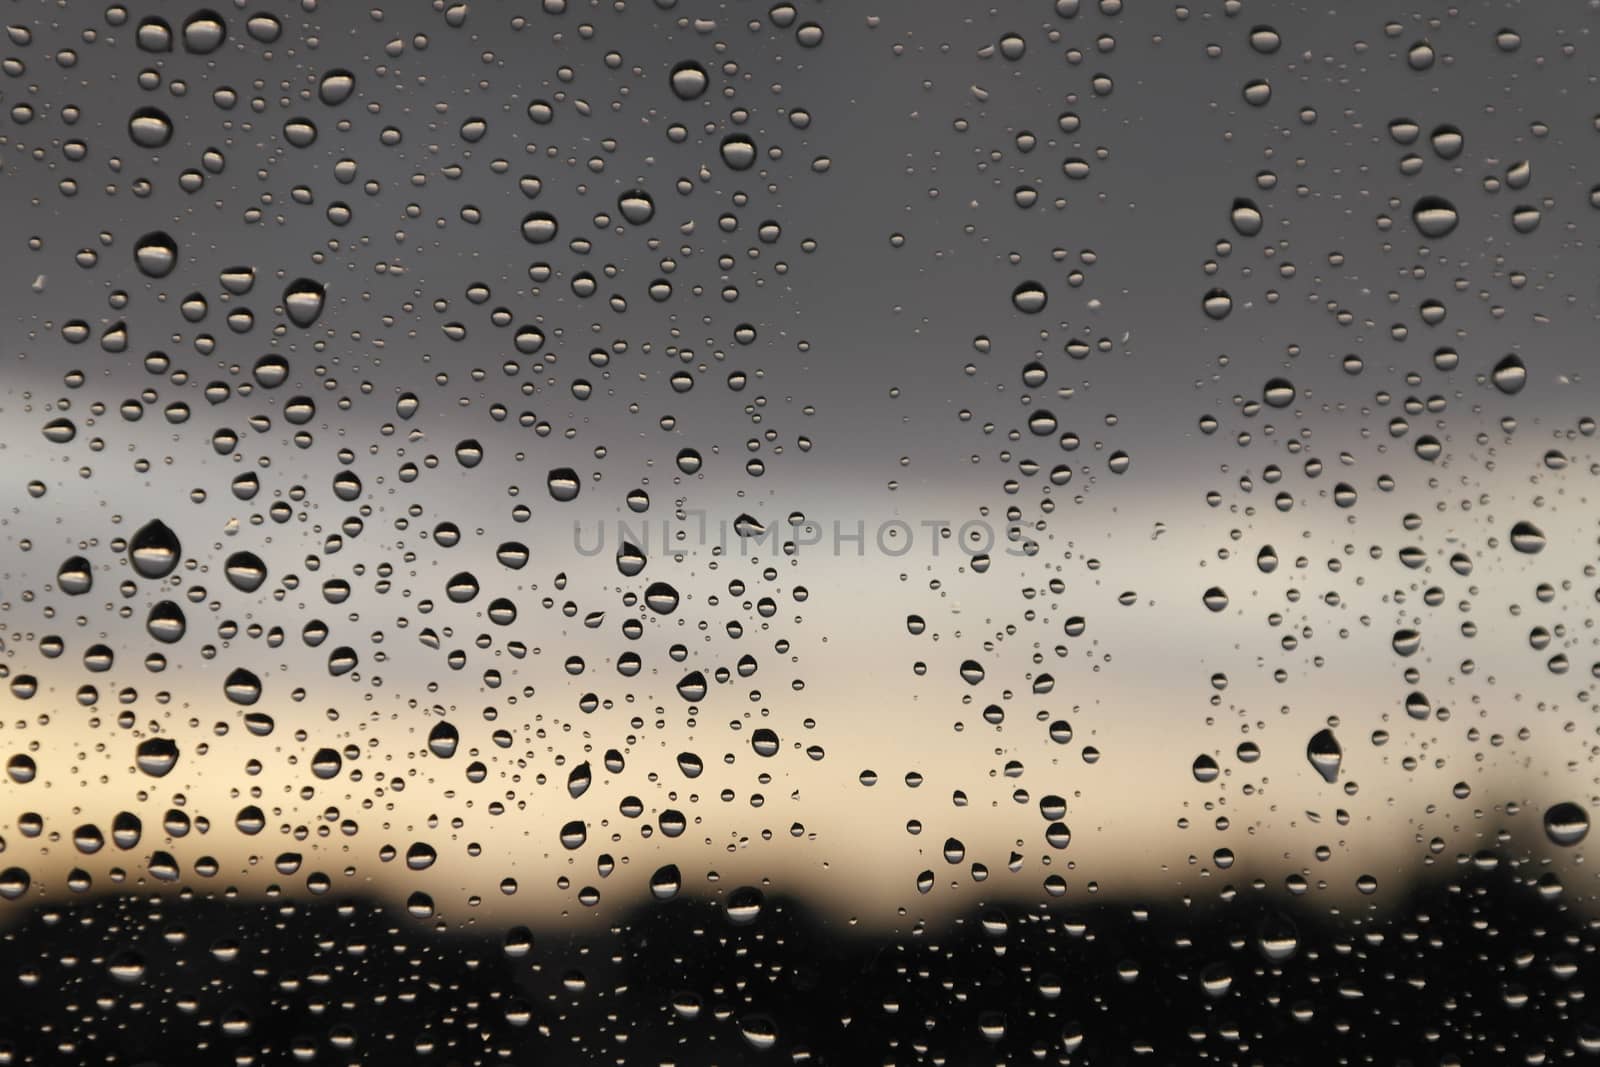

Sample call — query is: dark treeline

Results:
[0,865,1593,1065]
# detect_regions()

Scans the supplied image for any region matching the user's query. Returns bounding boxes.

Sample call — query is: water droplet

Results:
[547,467,581,501]
[618,190,655,224]
[224,667,262,705]
[1412,196,1459,238]
[139,603,186,647]
[1256,915,1299,961]
[1242,79,1272,106]
[283,278,326,328]
[128,107,174,148]
[1306,728,1342,783]
[676,671,708,702]
[1509,521,1546,554]
[725,886,764,925]
[134,232,179,278]
[427,722,459,758]
[57,555,93,595]
[182,10,227,53]
[669,60,708,100]
[137,17,173,52]
[1202,288,1233,319]
[720,134,757,171]
[650,864,682,900]
[521,212,559,244]
[6,755,35,784]
[318,69,356,105]
[225,551,267,592]
[42,417,76,444]
[1544,802,1590,846]
[129,520,181,579]
[1262,378,1294,407]
[1012,281,1048,313]
[0,868,31,901]
[752,728,780,757]
[135,738,179,778]
[1429,124,1463,160]
[1230,198,1263,236]
[1248,25,1281,53]
[1491,354,1527,395]
[645,582,680,614]
[741,1015,778,1050]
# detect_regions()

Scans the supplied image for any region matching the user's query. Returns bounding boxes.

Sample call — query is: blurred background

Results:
[0,0,1595,1061]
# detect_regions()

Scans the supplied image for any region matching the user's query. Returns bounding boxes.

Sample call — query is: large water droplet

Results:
[650,864,682,900]
[676,671,708,702]
[1412,196,1459,238]
[182,10,227,53]
[547,467,580,501]
[618,189,655,225]
[725,886,764,925]
[128,107,174,148]
[1256,914,1299,961]
[645,582,680,614]
[147,600,187,643]
[1262,378,1294,407]
[134,232,179,278]
[135,738,179,778]
[720,134,757,170]
[1491,354,1527,395]
[1509,521,1546,554]
[521,212,559,244]
[427,721,459,758]
[669,60,708,100]
[1202,288,1233,320]
[283,278,326,328]
[225,551,267,592]
[1230,198,1263,236]
[129,520,181,579]
[1012,281,1048,314]
[57,555,93,595]
[1306,728,1342,783]
[318,68,356,105]
[1544,802,1590,847]
[224,667,262,705]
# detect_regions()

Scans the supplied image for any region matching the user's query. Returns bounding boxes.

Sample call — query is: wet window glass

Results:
[0,1,1595,1063]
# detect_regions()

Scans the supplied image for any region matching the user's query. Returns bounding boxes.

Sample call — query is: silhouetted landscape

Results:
[1,862,1593,1065]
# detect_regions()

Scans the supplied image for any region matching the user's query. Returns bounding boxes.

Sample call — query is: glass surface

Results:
[0,1,1594,1062]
